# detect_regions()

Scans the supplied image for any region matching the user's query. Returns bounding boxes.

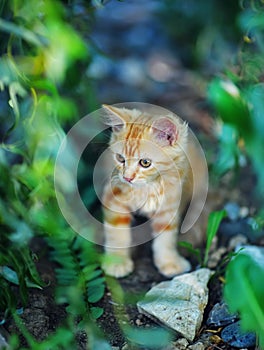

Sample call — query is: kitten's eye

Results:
[116,153,125,163]
[139,158,152,168]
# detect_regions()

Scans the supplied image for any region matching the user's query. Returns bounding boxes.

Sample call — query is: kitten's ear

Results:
[102,104,126,132]
[152,117,179,146]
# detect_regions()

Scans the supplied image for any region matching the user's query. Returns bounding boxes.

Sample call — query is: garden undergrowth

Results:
[1,0,264,349]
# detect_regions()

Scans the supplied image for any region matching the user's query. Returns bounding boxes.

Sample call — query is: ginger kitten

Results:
[102,104,206,278]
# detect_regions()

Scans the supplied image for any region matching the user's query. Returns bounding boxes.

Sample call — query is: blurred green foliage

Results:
[208,1,264,200]
[1,0,264,348]
[0,0,108,348]
[224,247,264,349]
[179,209,227,267]
[0,1,179,349]
[160,0,264,201]
[206,1,264,346]
[159,0,241,70]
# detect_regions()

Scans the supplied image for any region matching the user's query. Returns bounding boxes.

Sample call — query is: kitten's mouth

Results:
[119,174,144,186]
[119,174,132,184]
[122,178,148,188]
[123,176,134,183]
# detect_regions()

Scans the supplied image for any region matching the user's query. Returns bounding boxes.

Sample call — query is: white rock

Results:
[188,342,205,350]
[170,338,189,349]
[239,206,249,218]
[137,268,213,342]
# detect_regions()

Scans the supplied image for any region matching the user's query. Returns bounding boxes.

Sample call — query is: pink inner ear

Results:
[152,118,178,146]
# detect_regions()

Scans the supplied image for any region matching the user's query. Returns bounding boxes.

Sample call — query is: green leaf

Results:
[87,277,105,287]
[31,79,58,96]
[0,266,42,289]
[0,18,45,46]
[21,248,44,288]
[36,326,75,349]
[178,241,202,264]
[10,221,33,246]
[83,267,102,281]
[88,284,105,304]
[224,248,264,348]
[125,327,172,348]
[203,209,226,266]
[9,81,27,121]
[90,306,104,320]
[207,78,252,136]
[245,85,264,197]
[213,124,241,177]
[43,18,87,83]
[0,266,20,285]
[0,57,19,85]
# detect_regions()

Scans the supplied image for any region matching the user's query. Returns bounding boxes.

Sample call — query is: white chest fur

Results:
[129,182,163,216]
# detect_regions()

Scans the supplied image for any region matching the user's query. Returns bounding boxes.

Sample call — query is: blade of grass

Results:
[203,209,226,266]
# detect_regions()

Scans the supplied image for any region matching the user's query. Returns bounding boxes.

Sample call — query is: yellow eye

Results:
[139,158,152,168]
[116,153,125,163]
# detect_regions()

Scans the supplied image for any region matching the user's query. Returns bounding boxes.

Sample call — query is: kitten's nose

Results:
[123,176,134,183]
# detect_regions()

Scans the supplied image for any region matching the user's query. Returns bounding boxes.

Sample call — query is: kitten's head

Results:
[103,104,188,186]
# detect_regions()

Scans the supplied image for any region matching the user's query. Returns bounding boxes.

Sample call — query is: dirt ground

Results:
[5,208,262,350]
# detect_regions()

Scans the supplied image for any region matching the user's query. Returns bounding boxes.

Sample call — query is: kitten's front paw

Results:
[102,256,134,278]
[155,255,191,278]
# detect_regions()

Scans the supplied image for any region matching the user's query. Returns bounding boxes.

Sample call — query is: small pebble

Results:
[170,338,189,350]
[228,234,248,251]
[239,207,249,218]
[207,302,237,327]
[188,341,205,350]
[135,318,143,326]
[224,202,240,221]
[207,247,226,269]
[221,321,256,348]
[218,218,258,243]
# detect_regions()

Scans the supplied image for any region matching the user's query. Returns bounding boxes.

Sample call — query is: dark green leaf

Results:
[178,241,201,263]
[87,277,105,287]
[88,284,105,303]
[90,306,104,319]
[204,210,226,266]
[224,248,264,348]
[207,78,252,135]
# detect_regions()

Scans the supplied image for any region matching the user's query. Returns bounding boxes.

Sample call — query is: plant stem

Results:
[0,19,47,47]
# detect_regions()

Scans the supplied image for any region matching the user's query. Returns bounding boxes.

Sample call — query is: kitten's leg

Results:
[151,213,191,277]
[102,204,134,278]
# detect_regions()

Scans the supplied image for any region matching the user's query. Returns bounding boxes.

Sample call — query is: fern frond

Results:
[45,235,79,289]
[73,236,105,316]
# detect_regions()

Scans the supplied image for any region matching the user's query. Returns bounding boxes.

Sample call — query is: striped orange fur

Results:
[105,215,131,227]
